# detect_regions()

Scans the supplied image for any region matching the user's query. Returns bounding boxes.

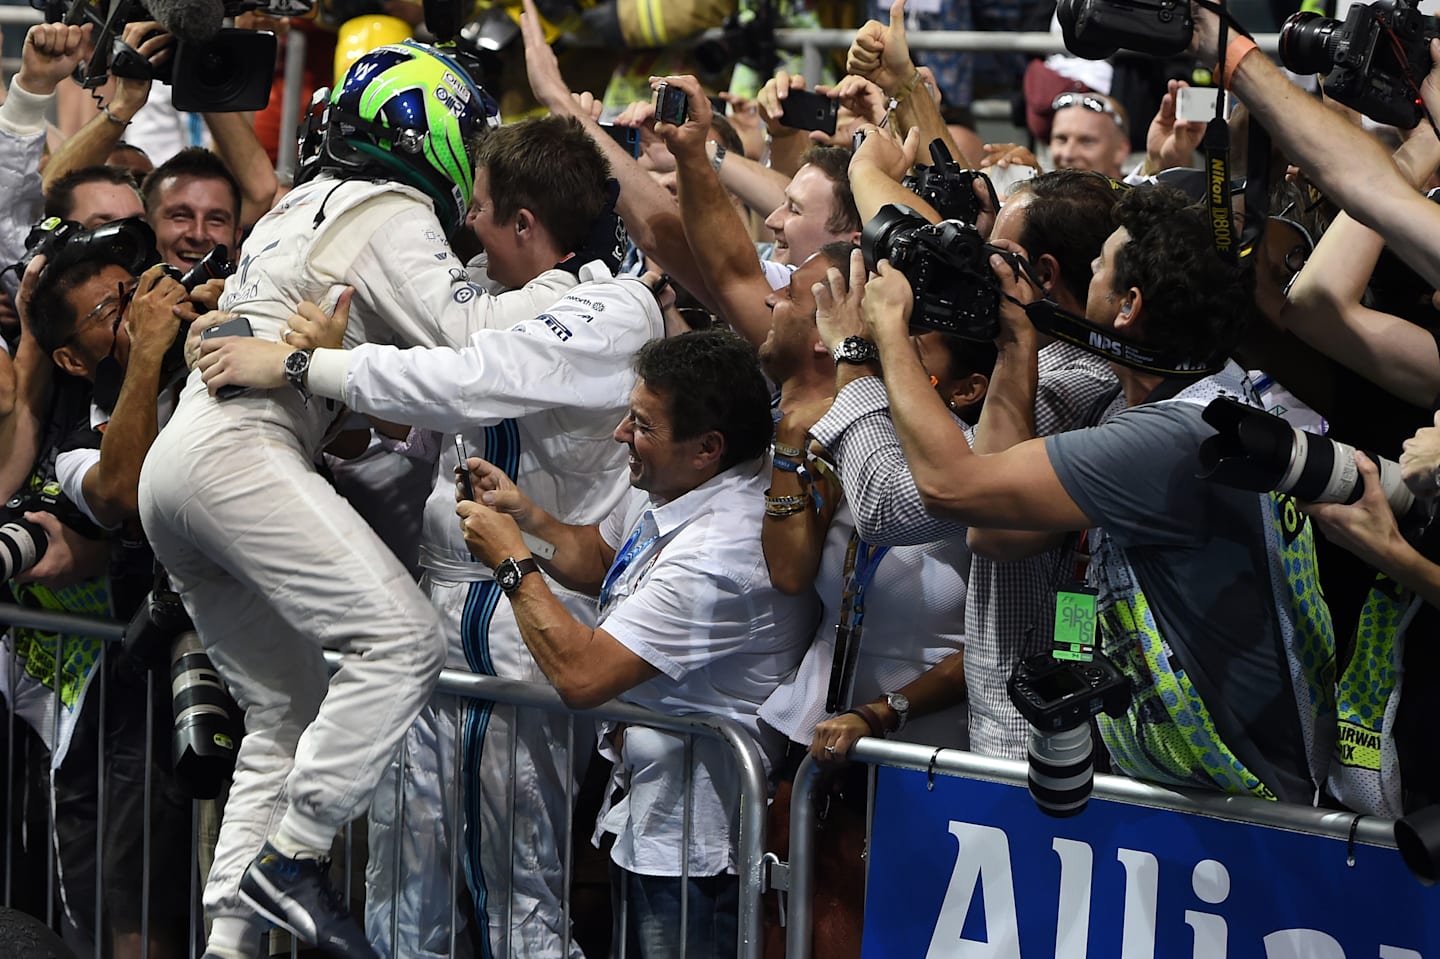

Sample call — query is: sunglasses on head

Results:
[1051,92,1124,128]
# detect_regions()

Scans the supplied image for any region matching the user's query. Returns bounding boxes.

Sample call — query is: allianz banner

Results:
[863,766,1439,958]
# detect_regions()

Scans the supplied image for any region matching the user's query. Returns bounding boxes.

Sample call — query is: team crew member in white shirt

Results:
[454,331,813,959]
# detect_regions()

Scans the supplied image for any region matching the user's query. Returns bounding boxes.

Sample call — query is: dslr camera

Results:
[2,482,104,582]
[901,139,999,226]
[1056,0,1193,60]
[1008,651,1131,817]
[1279,0,1436,128]
[861,203,1013,341]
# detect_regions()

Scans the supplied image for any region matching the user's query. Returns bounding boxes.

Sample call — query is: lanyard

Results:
[599,522,660,610]
[837,535,890,632]
[826,532,891,713]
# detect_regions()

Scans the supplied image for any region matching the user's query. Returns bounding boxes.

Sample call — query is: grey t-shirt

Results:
[1046,400,1314,802]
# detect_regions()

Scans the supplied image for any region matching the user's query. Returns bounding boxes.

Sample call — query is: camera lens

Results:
[0,518,47,582]
[170,631,239,799]
[1027,724,1095,817]
[1279,11,1343,76]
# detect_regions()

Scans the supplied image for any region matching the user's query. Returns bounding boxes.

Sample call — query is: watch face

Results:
[496,560,519,591]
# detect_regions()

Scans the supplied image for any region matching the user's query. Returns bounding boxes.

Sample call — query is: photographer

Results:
[812,187,1335,803]
[817,129,1123,761]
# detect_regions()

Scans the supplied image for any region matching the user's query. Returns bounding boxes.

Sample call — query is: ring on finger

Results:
[824,744,837,754]
[280,327,292,342]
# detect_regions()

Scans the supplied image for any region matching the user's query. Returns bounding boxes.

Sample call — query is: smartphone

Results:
[986,163,1040,199]
[455,435,475,501]
[708,95,727,119]
[200,315,253,400]
[653,82,688,126]
[599,122,642,159]
[778,89,839,136]
[1175,85,1228,123]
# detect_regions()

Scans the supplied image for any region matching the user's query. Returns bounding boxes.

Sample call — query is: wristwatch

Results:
[494,556,540,595]
[832,336,879,366]
[283,348,314,399]
[883,692,911,732]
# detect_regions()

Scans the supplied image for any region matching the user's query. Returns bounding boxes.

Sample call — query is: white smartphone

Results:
[1175,85,1229,123]
[986,164,1040,199]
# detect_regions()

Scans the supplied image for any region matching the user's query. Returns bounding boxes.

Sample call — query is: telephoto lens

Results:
[170,631,239,799]
[1027,725,1096,817]
[0,517,47,581]
[1198,397,1428,527]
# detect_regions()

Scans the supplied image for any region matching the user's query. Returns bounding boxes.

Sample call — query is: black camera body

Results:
[1009,652,1132,733]
[861,203,1008,341]
[901,139,999,226]
[652,82,689,126]
[1008,652,1131,817]
[1057,0,1193,60]
[16,215,158,281]
[1279,0,1436,128]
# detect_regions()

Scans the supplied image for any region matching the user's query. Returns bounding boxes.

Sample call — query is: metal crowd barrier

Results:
[0,602,772,959]
[783,738,1412,958]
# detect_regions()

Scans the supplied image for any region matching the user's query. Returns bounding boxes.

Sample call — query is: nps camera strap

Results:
[1023,300,1224,377]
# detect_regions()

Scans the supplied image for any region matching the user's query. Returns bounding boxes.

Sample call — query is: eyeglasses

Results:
[1051,92,1125,129]
[69,279,136,349]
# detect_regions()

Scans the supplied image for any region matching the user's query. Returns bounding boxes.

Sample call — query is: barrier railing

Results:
[0,602,772,959]
[784,738,1430,959]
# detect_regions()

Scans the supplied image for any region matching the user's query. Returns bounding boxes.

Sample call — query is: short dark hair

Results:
[1009,170,1124,300]
[475,115,610,257]
[29,258,120,355]
[140,147,241,222]
[800,145,861,237]
[634,330,773,471]
[44,166,140,220]
[1110,186,1250,360]
[709,114,745,156]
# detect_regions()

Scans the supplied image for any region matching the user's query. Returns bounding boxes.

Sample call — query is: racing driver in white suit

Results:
[187,98,662,959]
[139,42,652,959]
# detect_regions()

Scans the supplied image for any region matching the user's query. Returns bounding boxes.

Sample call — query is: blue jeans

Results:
[610,864,739,959]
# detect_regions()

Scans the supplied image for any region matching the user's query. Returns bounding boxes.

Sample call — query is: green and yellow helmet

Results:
[302,40,501,234]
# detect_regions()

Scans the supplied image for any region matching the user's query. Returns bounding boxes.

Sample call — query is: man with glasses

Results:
[23,247,197,959]
[1048,91,1132,181]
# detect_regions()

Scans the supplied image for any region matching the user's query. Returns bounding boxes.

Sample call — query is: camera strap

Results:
[825,531,891,714]
[1024,300,1223,377]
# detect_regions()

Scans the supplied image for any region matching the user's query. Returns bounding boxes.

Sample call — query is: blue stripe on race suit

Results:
[459,418,520,959]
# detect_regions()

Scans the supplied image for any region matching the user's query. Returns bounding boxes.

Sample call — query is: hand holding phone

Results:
[455,435,475,501]
[777,88,839,137]
[200,315,254,400]
[1175,85,1227,124]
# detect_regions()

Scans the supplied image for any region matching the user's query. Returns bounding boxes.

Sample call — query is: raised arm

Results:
[203,111,279,230]
[1279,130,1440,408]
[42,21,169,191]
[659,73,776,348]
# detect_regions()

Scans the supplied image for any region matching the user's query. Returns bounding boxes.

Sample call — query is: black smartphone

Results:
[708,95,727,118]
[200,315,253,400]
[778,89,839,136]
[598,122,642,159]
[455,435,475,500]
[653,82,688,126]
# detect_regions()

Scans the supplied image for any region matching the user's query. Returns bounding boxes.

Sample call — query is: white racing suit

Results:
[315,277,663,958]
[136,175,592,953]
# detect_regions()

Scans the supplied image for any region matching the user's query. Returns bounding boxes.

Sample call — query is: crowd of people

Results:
[1,0,1439,956]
